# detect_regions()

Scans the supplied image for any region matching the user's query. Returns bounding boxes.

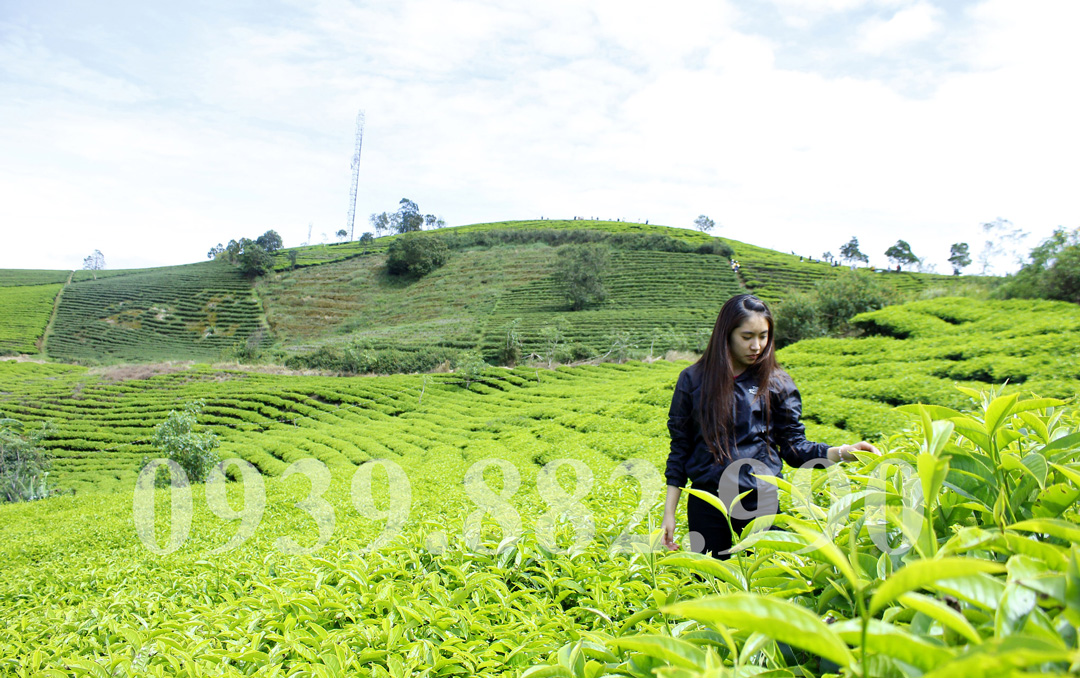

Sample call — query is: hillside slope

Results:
[46,261,270,363]
[3,219,994,366]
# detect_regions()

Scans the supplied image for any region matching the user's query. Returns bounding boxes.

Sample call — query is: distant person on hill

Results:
[661,294,879,559]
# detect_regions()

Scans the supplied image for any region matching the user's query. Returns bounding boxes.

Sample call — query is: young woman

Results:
[661,294,878,559]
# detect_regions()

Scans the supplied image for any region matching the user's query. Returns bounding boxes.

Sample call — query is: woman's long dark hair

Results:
[696,294,779,462]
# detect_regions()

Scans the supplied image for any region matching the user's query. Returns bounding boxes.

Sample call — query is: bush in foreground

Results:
[0,415,55,502]
[146,400,220,485]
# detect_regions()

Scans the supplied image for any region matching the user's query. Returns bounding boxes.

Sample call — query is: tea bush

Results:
[0,284,61,355]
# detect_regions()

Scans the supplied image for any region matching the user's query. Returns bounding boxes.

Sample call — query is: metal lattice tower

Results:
[346,110,365,241]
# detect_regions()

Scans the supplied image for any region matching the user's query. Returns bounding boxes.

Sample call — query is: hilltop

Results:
[0,220,986,370]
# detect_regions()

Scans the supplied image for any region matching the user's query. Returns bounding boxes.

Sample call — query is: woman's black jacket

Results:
[665,362,829,496]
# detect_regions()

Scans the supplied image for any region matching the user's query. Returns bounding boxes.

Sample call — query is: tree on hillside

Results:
[976,217,1028,275]
[369,198,444,236]
[336,229,348,242]
[839,237,868,266]
[557,243,610,311]
[999,227,1080,303]
[215,230,283,276]
[822,251,835,265]
[82,250,105,279]
[369,212,390,236]
[693,215,716,233]
[948,242,971,276]
[884,240,918,270]
[224,238,273,277]
[395,199,423,233]
[255,230,283,254]
[359,232,374,253]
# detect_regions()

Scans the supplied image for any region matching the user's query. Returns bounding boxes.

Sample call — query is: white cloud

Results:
[856,2,942,54]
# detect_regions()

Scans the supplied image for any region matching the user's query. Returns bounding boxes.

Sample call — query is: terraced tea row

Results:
[0,284,62,354]
[0,360,682,495]
[0,269,71,287]
[264,242,742,364]
[7,298,1072,497]
[46,261,270,364]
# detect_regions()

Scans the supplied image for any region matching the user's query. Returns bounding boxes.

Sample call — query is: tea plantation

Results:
[714,237,989,305]
[46,261,271,364]
[0,283,62,355]
[260,241,742,364]
[1,222,1078,677]
[1,294,1078,676]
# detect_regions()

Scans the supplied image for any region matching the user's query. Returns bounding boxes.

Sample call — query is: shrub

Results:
[998,227,1080,303]
[775,270,900,347]
[452,350,488,389]
[284,342,464,375]
[386,233,450,277]
[813,270,900,331]
[0,415,56,503]
[147,400,220,485]
[556,243,611,311]
[774,291,825,347]
[694,240,734,257]
[498,318,523,365]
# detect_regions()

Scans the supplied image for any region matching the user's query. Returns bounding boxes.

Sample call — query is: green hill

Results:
[2,220,993,367]
[46,260,271,363]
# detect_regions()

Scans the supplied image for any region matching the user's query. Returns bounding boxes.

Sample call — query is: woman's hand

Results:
[828,440,880,462]
[662,511,679,551]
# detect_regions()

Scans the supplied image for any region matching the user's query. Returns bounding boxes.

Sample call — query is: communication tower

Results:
[346,110,365,241]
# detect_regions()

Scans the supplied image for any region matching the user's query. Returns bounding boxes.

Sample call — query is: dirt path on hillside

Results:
[37,270,73,356]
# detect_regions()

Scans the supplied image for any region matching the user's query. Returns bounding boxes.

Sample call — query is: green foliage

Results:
[885,239,918,269]
[774,270,899,347]
[557,243,611,311]
[999,227,1080,304]
[949,242,971,275]
[839,236,869,265]
[527,393,1080,678]
[255,230,284,254]
[147,400,219,484]
[370,198,442,236]
[285,341,464,375]
[0,415,55,502]
[220,231,281,276]
[0,284,61,355]
[693,215,715,233]
[773,290,824,346]
[499,317,524,365]
[0,269,71,286]
[47,260,270,363]
[386,232,450,278]
[446,227,732,258]
[0,329,1078,676]
[453,350,489,389]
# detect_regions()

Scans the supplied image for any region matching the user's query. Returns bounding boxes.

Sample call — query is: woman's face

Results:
[728,312,769,374]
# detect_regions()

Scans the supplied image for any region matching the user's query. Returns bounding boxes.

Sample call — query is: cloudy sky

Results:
[1,0,1077,274]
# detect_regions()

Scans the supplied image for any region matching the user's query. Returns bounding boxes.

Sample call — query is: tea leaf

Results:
[870,559,1006,615]
[608,635,706,670]
[663,594,854,670]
